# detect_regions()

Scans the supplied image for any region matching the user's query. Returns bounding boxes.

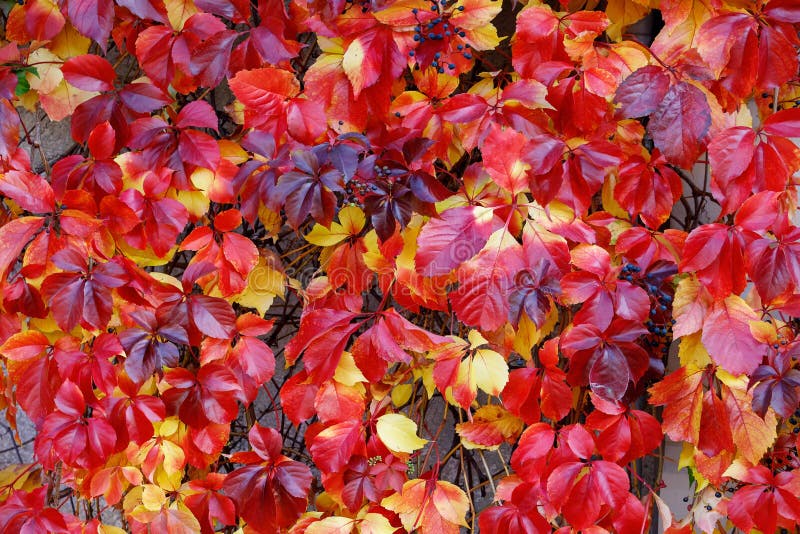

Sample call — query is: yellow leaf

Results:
[306,516,355,534]
[463,23,502,50]
[605,0,651,41]
[258,205,283,239]
[39,80,96,121]
[678,332,711,368]
[306,206,366,246]
[471,348,509,396]
[467,329,489,349]
[376,413,428,453]
[165,0,198,30]
[141,484,166,511]
[27,49,63,94]
[678,442,709,491]
[457,405,524,450]
[601,172,630,219]
[148,272,183,291]
[116,239,177,267]
[359,512,396,534]
[175,190,210,220]
[334,351,367,387]
[219,139,249,163]
[233,256,286,316]
[391,384,413,407]
[396,214,424,270]
[717,370,778,465]
[49,22,91,58]
[0,464,41,500]
[513,307,558,358]
[382,479,469,534]
[672,275,708,337]
[342,38,367,97]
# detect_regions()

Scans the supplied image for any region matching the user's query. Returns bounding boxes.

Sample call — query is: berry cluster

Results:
[619,263,675,358]
[344,178,375,208]
[407,1,475,73]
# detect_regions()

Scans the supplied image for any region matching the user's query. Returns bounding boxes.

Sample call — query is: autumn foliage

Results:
[0,0,798,532]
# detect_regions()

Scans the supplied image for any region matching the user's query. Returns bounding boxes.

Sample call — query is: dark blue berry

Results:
[409,50,415,56]
[413,34,420,41]
[448,63,456,69]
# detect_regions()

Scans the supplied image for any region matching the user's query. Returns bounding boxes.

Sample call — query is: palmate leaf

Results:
[450,229,525,331]
[224,425,312,533]
[382,479,469,534]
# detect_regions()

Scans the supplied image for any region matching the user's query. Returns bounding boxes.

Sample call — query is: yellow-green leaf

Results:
[376,413,428,453]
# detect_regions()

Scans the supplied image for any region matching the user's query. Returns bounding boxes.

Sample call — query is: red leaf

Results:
[314,380,365,425]
[701,296,764,375]
[648,366,704,444]
[187,294,237,339]
[696,13,758,100]
[648,82,711,169]
[176,100,219,131]
[708,127,757,215]
[40,381,116,469]
[756,25,799,90]
[228,67,299,130]
[416,206,500,276]
[284,308,360,383]
[762,108,800,138]
[746,226,800,303]
[0,487,69,533]
[615,151,682,228]
[614,66,670,118]
[697,389,733,457]
[61,54,116,92]
[184,473,236,534]
[0,171,54,214]
[309,419,363,473]
[162,364,241,428]
[280,370,319,425]
[67,0,113,49]
[561,319,649,402]
[191,29,237,88]
[510,423,556,484]
[286,98,326,145]
[342,27,400,99]
[224,425,311,533]
[87,121,116,161]
[24,0,65,41]
[118,83,172,113]
[727,468,800,533]
[0,99,20,158]
[547,458,629,529]
[481,124,531,195]
[450,230,525,331]
[679,223,747,299]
